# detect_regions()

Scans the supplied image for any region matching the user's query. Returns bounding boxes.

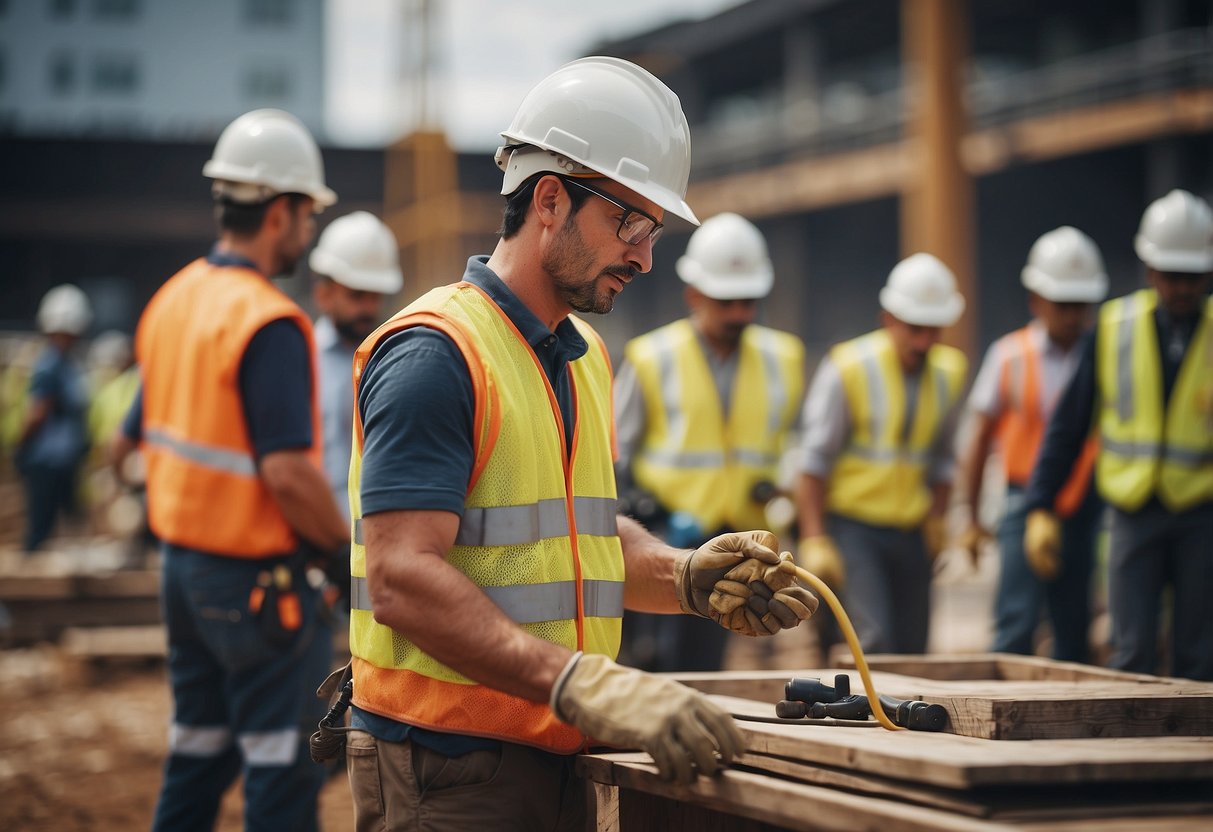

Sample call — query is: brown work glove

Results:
[551,652,744,784]
[798,535,846,590]
[957,523,992,571]
[709,551,819,636]
[921,514,947,563]
[1024,509,1061,581]
[673,530,780,623]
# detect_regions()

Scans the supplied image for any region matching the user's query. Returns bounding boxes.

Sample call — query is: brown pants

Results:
[346,730,587,832]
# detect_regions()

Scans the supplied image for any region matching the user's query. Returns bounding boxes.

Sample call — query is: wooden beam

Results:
[900,0,976,356]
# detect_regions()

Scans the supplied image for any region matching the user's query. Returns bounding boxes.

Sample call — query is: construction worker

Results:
[341,57,818,829]
[795,253,967,654]
[959,227,1107,662]
[614,212,806,672]
[115,109,349,831]
[16,284,92,552]
[1026,189,1213,681]
[309,211,403,519]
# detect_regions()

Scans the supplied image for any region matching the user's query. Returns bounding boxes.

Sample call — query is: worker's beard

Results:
[545,213,631,315]
[333,314,378,345]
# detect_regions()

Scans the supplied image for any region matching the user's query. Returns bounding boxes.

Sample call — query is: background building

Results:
[0,0,325,141]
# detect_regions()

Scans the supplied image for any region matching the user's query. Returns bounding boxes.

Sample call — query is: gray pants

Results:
[829,513,932,654]
[1108,500,1213,681]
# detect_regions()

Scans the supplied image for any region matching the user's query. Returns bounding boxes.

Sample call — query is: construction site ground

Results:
[0,501,1106,832]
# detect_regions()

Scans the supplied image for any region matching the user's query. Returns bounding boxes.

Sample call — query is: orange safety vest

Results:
[995,326,1096,518]
[347,281,623,753]
[135,258,320,557]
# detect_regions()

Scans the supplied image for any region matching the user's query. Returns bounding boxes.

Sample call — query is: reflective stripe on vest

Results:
[346,281,623,753]
[1095,290,1213,512]
[826,329,967,529]
[349,575,624,623]
[628,319,804,531]
[135,259,320,557]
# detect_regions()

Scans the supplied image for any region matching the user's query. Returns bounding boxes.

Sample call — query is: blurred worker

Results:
[959,227,1107,662]
[1026,189,1213,681]
[15,284,92,552]
[795,253,967,654]
[309,211,403,519]
[614,212,806,672]
[86,330,139,469]
[340,57,817,829]
[116,109,349,831]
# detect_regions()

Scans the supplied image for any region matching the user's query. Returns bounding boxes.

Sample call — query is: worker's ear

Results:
[532,175,564,231]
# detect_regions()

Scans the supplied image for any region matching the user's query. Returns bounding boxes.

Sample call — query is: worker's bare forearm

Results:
[961,414,997,526]
[796,473,829,538]
[617,514,681,613]
[259,449,349,552]
[929,482,951,517]
[363,510,572,703]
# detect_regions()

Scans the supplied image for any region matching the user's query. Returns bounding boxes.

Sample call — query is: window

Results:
[92,53,139,94]
[92,0,140,20]
[244,64,292,101]
[244,0,293,26]
[48,51,76,95]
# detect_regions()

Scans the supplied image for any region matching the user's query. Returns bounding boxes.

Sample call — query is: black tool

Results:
[778,675,949,732]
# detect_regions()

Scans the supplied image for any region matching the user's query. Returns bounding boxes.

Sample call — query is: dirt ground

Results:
[0,655,354,832]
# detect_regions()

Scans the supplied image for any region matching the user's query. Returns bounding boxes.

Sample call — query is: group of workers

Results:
[7,53,1210,832]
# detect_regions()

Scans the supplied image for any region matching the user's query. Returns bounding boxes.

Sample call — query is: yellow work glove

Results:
[674,530,781,624]
[708,551,819,636]
[1024,509,1061,581]
[798,535,846,590]
[551,652,744,784]
[922,514,947,563]
[957,523,992,571]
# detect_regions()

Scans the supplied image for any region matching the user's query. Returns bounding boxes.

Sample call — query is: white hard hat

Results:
[1134,189,1213,273]
[37,284,92,336]
[494,57,698,225]
[203,109,336,208]
[676,213,773,300]
[309,212,403,294]
[1021,226,1108,303]
[879,253,965,327]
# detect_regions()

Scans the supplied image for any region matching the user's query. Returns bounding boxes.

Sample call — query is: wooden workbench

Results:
[577,655,1213,831]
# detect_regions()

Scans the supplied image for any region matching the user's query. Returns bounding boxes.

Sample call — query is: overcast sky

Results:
[325,0,738,150]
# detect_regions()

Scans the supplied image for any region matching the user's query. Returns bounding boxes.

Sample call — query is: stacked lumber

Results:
[578,655,1213,831]
[0,569,161,645]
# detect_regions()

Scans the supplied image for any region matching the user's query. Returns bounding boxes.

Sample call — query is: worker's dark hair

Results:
[215,192,309,237]
[499,174,591,239]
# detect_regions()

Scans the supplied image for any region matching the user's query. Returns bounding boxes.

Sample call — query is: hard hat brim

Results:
[1134,235,1213,273]
[676,257,773,300]
[879,286,965,327]
[1021,266,1108,303]
[309,249,402,294]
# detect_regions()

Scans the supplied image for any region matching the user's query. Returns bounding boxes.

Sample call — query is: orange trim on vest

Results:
[351,657,586,754]
[351,290,500,495]
[996,327,1095,518]
[135,258,320,557]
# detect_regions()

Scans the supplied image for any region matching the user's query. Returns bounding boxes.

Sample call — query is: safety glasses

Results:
[559,176,664,246]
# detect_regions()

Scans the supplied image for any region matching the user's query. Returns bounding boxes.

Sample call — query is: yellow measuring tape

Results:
[784,561,904,732]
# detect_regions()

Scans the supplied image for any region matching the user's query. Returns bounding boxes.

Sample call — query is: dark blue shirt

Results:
[1026,305,1201,513]
[351,255,590,754]
[23,344,89,467]
[122,248,313,458]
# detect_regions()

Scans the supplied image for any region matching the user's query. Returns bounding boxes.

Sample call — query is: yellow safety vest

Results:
[827,329,967,529]
[627,319,805,532]
[1095,290,1213,512]
[347,281,624,754]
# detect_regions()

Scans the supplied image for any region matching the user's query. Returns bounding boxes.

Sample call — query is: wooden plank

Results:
[719,695,1213,789]
[0,576,75,600]
[673,669,1213,740]
[76,570,160,598]
[60,625,166,659]
[834,653,1168,684]
[739,751,1213,822]
[578,752,1017,832]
